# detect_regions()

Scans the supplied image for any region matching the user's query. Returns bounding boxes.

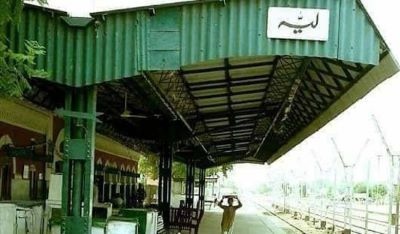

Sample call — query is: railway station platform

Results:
[198,199,301,234]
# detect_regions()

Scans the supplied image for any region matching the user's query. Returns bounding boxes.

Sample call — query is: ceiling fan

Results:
[120,92,161,119]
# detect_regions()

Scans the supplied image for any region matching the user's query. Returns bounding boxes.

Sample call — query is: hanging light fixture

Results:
[120,92,160,119]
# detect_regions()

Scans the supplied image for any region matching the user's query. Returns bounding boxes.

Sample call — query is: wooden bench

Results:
[169,201,204,234]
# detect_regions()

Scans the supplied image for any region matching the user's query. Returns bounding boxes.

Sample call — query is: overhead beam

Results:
[193,88,266,100]
[188,75,270,91]
[224,58,236,151]
[254,58,311,158]
[189,104,279,120]
[309,64,352,83]
[247,56,281,148]
[182,60,274,75]
[322,58,364,72]
[142,73,210,157]
[195,116,260,136]
[197,98,262,109]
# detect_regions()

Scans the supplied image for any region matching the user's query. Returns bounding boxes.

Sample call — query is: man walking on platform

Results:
[218,195,242,234]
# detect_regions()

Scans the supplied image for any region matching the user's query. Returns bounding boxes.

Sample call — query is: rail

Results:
[259,197,399,234]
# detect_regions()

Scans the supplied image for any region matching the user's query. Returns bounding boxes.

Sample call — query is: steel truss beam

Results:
[189,106,273,121]
[247,56,281,147]
[309,63,352,83]
[193,87,266,100]
[224,58,237,154]
[197,98,263,109]
[254,58,311,157]
[182,60,274,75]
[188,75,270,91]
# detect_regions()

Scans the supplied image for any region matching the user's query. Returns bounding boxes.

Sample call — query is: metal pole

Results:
[389,153,394,234]
[61,87,97,234]
[365,160,370,234]
[395,156,400,234]
[71,95,84,217]
[185,160,195,208]
[331,138,350,230]
[158,144,173,226]
[372,115,394,234]
[333,166,337,231]
[349,167,354,231]
[283,183,286,211]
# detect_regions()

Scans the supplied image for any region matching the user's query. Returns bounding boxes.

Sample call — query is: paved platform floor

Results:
[198,199,301,234]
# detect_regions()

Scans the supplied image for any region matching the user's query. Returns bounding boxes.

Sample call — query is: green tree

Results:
[1,0,47,97]
[172,161,186,179]
[138,153,159,180]
[206,164,233,177]
[139,155,234,180]
[172,162,233,179]
[371,184,387,200]
[353,182,367,193]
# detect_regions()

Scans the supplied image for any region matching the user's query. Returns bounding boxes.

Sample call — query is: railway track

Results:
[253,201,307,234]
[254,200,388,234]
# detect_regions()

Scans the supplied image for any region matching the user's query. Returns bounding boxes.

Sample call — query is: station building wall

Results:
[0,98,141,201]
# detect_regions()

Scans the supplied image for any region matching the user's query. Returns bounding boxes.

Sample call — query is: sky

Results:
[26,0,400,186]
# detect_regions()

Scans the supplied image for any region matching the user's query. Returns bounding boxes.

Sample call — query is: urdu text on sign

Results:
[267,7,330,41]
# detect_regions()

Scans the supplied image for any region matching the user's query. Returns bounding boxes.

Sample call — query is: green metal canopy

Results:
[11,0,399,167]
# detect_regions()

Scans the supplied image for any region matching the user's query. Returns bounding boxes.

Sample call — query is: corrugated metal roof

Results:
[8,7,141,86]
[10,0,400,166]
[8,0,386,87]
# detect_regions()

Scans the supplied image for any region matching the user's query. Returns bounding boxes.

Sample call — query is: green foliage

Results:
[371,184,387,199]
[172,161,186,179]
[170,161,233,180]
[206,164,233,178]
[138,155,233,181]
[353,182,367,194]
[0,0,47,97]
[0,0,47,27]
[0,0,24,27]
[0,41,46,97]
[138,153,159,180]
[171,161,233,179]
[352,183,387,200]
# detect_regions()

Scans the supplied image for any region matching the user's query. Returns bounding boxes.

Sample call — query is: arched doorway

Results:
[0,135,13,200]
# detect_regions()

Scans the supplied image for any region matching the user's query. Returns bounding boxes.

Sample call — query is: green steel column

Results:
[185,160,195,208]
[198,168,206,211]
[158,142,173,227]
[158,122,176,227]
[61,87,97,234]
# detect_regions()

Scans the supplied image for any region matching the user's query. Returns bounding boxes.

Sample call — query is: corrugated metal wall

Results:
[8,0,381,87]
[179,0,341,65]
[178,0,379,66]
[8,8,140,86]
[337,0,379,64]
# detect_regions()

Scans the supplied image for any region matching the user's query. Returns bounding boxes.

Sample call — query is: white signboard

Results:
[267,7,330,41]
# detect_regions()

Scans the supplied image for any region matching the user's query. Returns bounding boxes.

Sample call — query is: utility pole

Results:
[372,115,396,234]
[331,137,369,233]
[365,160,371,234]
[311,150,336,227]
[333,166,337,232]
